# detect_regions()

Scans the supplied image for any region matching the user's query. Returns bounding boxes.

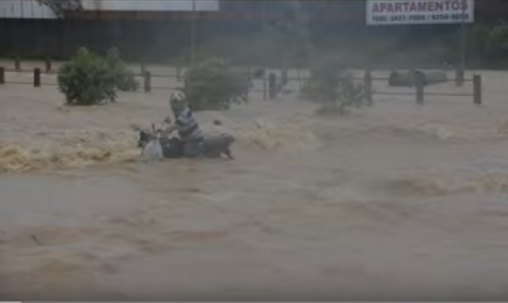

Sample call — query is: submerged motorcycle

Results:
[134,123,235,161]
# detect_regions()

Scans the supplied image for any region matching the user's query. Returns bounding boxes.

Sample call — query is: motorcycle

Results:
[133,122,235,161]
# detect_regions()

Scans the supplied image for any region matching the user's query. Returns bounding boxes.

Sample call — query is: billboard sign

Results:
[366,0,474,25]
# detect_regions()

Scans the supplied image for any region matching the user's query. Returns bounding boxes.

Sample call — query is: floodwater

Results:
[1,68,508,300]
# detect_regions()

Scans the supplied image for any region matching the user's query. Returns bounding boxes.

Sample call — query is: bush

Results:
[106,48,139,92]
[58,47,138,105]
[466,23,508,68]
[183,57,251,111]
[302,57,366,115]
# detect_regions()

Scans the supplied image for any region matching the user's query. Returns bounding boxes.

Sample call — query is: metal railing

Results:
[0,60,483,105]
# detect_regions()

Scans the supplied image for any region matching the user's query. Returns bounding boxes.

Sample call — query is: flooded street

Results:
[1,70,508,300]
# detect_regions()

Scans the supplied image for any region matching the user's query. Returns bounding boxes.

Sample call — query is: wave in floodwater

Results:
[378,172,508,198]
[237,116,320,152]
[399,116,508,141]
[0,116,321,173]
[381,122,497,141]
[2,110,507,173]
[496,119,508,136]
[0,129,140,173]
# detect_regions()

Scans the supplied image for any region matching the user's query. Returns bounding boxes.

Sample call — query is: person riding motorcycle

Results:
[162,90,204,158]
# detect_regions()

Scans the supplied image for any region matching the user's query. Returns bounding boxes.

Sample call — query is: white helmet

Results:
[169,90,187,114]
[170,90,186,104]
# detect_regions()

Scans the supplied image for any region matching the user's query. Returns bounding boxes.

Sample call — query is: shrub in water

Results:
[302,57,366,115]
[184,58,251,111]
[106,48,138,92]
[58,47,137,105]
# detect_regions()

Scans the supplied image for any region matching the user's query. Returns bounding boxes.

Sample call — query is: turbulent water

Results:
[1,70,508,300]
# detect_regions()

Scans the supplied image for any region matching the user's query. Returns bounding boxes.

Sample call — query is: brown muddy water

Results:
[1,70,508,300]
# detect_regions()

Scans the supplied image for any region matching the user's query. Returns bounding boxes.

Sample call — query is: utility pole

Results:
[190,0,197,68]
[261,0,266,29]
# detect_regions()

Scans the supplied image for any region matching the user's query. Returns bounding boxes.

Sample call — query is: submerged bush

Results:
[58,47,138,105]
[106,48,139,92]
[184,57,251,111]
[302,57,367,115]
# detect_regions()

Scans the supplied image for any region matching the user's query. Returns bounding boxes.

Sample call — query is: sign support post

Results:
[458,3,467,87]
[190,0,197,68]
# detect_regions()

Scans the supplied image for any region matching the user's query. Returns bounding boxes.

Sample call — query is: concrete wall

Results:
[0,18,209,60]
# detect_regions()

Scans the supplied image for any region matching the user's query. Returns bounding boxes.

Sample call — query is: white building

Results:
[0,0,219,19]
[0,0,54,18]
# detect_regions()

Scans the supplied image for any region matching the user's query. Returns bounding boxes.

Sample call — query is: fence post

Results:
[281,68,288,88]
[455,68,464,87]
[176,67,182,82]
[0,67,4,84]
[297,69,302,92]
[45,57,52,73]
[144,71,151,92]
[364,70,373,106]
[473,74,482,105]
[268,72,277,100]
[263,74,268,101]
[140,59,146,74]
[34,68,41,87]
[15,56,21,71]
[415,71,424,105]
